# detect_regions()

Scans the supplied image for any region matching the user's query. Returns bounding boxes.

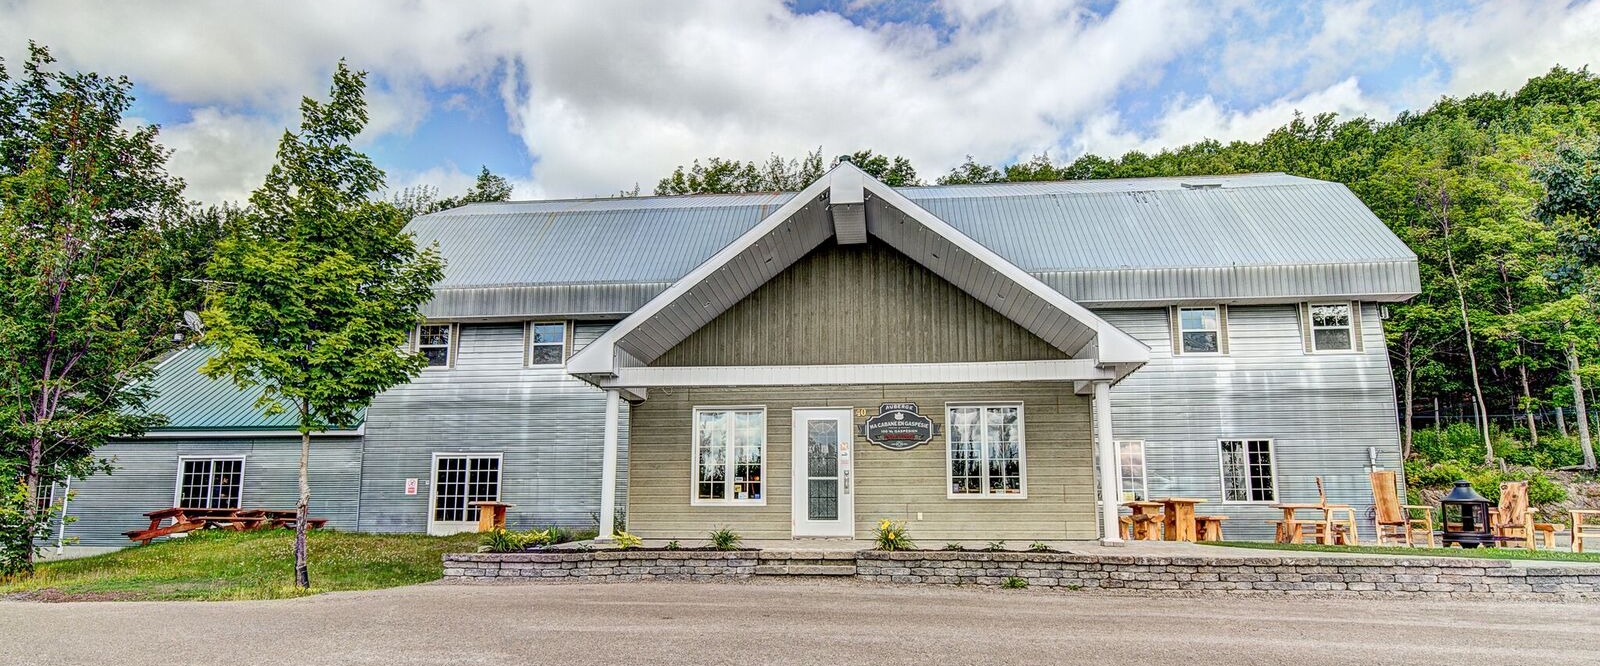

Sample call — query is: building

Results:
[61,164,1418,546]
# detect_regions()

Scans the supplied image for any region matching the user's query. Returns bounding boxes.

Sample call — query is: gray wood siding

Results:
[653,240,1069,366]
[627,383,1095,541]
[360,321,626,533]
[60,436,363,546]
[1099,303,1403,540]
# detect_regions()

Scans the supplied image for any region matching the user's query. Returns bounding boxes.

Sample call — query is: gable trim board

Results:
[568,162,1150,387]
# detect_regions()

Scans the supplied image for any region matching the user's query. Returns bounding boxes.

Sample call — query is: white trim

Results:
[173,455,248,510]
[689,406,768,507]
[427,451,504,536]
[1175,306,1223,355]
[567,162,1150,382]
[1115,440,1148,502]
[791,407,854,537]
[597,359,1113,389]
[1307,302,1357,353]
[943,402,1028,500]
[1217,439,1278,504]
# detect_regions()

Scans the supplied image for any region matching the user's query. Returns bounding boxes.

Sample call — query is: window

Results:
[432,454,501,523]
[693,407,765,505]
[528,322,566,365]
[1219,440,1275,503]
[35,482,57,514]
[947,404,1025,498]
[1177,307,1222,354]
[1116,440,1147,501]
[1309,303,1354,351]
[417,324,453,367]
[176,457,244,509]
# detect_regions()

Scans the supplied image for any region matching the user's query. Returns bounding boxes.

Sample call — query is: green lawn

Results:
[1,529,480,601]
[1199,540,1600,564]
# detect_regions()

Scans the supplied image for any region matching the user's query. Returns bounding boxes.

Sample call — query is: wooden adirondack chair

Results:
[1369,470,1434,547]
[1492,481,1557,549]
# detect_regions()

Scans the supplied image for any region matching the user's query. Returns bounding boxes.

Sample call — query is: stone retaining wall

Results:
[443,550,1600,600]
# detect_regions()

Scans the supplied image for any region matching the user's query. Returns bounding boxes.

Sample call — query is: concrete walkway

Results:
[5,580,1597,666]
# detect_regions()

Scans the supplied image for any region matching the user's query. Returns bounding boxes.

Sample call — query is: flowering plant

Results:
[873,519,915,551]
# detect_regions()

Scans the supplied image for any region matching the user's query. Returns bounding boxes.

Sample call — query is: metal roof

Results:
[406,173,1419,316]
[134,346,363,433]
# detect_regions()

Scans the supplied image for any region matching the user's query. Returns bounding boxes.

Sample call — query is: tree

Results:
[1531,139,1600,469]
[840,150,921,186]
[201,62,443,588]
[390,165,515,218]
[0,44,182,573]
[654,148,914,194]
[936,155,1003,185]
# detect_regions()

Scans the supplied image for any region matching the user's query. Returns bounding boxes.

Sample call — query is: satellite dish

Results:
[182,311,204,333]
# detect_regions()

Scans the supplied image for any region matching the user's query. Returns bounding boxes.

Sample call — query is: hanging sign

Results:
[861,402,939,450]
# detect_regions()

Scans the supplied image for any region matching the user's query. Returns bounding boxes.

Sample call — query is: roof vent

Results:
[1180,182,1222,190]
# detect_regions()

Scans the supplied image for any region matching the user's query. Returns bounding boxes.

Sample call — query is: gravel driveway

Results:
[4,580,1596,666]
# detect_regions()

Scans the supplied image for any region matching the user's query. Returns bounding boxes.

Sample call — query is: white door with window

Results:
[791,408,854,537]
[428,453,502,535]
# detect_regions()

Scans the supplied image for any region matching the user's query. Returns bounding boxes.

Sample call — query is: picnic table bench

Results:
[124,507,329,544]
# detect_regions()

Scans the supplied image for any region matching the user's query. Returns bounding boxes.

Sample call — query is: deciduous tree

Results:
[201,62,443,588]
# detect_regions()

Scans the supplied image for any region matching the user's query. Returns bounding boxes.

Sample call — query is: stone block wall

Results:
[443,549,1600,600]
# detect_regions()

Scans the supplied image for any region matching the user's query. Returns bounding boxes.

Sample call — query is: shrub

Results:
[1027,541,1054,553]
[1001,576,1029,589]
[942,542,965,551]
[708,527,742,551]
[664,540,681,551]
[610,531,642,549]
[544,525,574,545]
[480,529,523,553]
[985,540,1006,552]
[1402,460,1568,506]
[873,519,915,551]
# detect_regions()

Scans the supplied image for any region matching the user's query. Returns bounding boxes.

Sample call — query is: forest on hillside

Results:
[652,67,1600,498]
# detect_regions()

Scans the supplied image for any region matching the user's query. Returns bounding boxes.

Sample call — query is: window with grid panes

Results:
[1117,440,1147,501]
[177,458,244,509]
[1220,440,1275,502]
[1309,303,1354,351]
[529,322,566,365]
[417,324,453,367]
[432,455,501,522]
[1178,307,1221,354]
[947,404,1025,497]
[693,408,765,504]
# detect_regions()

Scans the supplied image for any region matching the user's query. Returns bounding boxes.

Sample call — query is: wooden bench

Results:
[1194,515,1228,541]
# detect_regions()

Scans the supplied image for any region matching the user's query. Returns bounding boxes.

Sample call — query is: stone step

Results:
[754,564,858,576]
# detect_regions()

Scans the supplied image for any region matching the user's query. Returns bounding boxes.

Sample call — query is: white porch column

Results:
[597,388,621,542]
[1092,380,1123,546]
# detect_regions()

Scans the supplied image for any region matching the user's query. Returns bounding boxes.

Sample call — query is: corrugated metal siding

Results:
[405,174,1421,318]
[654,240,1068,366]
[136,346,309,431]
[60,436,364,546]
[358,321,627,533]
[1100,303,1404,541]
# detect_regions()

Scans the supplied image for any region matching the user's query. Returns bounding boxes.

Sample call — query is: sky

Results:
[2,0,1598,204]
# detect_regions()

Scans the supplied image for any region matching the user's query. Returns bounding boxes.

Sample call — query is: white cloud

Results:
[3,0,1598,201]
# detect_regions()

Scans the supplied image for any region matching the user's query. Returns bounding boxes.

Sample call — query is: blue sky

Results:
[3,0,1596,202]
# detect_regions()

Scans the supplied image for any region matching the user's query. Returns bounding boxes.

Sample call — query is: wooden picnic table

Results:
[1120,500,1166,540]
[1152,497,1207,542]
[1271,503,1357,545]
[125,507,328,544]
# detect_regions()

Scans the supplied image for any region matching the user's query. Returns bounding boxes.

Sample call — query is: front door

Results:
[792,408,854,537]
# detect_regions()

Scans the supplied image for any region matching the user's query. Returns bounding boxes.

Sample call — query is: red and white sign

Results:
[404,478,418,496]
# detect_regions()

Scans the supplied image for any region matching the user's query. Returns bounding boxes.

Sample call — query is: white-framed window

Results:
[1219,439,1276,503]
[417,323,454,367]
[692,407,766,505]
[1177,306,1222,354]
[1116,440,1147,502]
[1309,303,1354,352]
[946,404,1026,499]
[175,456,245,509]
[528,321,566,366]
[35,482,58,514]
[431,453,502,523]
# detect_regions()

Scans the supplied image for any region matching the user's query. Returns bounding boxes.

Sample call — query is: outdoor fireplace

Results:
[1439,480,1494,548]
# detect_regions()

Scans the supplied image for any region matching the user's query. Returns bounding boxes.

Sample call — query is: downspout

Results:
[54,477,72,555]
